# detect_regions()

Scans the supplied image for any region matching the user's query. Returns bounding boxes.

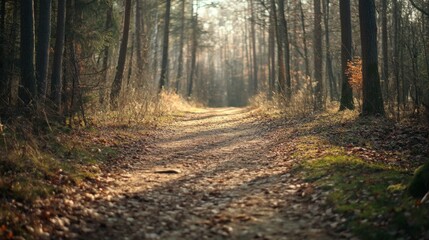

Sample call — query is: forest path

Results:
[71,108,333,239]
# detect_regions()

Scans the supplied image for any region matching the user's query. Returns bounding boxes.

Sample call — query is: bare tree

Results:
[99,4,113,107]
[339,0,354,111]
[159,0,172,91]
[323,0,337,100]
[19,0,36,106]
[278,0,291,99]
[313,0,324,110]
[51,0,66,111]
[36,0,51,100]
[110,0,132,110]
[359,0,385,115]
[298,0,312,101]
[249,0,258,95]
[270,0,286,96]
[268,8,276,98]
[176,0,186,93]
[381,0,389,100]
[188,0,198,98]
[0,0,6,104]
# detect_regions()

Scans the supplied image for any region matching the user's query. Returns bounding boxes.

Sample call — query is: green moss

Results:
[408,161,429,198]
[297,154,429,239]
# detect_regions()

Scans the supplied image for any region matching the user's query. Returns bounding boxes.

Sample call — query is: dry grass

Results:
[250,90,342,119]
[92,90,195,127]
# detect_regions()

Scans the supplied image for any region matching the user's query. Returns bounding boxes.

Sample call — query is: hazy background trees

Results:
[0,0,428,122]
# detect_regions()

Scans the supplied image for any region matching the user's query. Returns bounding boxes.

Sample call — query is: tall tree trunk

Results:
[99,5,113,107]
[61,0,75,120]
[244,16,252,93]
[51,0,66,111]
[5,1,18,105]
[187,5,198,98]
[406,25,420,112]
[422,14,429,119]
[135,0,144,86]
[323,0,337,101]
[268,11,276,99]
[339,0,354,111]
[313,0,324,110]
[151,8,160,83]
[298,0,312,101]
[159,0,171,91]
[0,0,6,105]
[36,0,51,100]
[110,0,132,110]
[393,0,401,118]
[176,0,186,93]
[270,0,286,96]
[278,0,291,99]
[291,5,300,90]
[359,0,385,116]
[250,0,258,95]
[127,31,135,87]
[381,0,389,102]
[19,0,36,106]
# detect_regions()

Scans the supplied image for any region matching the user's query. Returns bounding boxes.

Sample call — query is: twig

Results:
[43,109,53,132]
[421,191,429,204]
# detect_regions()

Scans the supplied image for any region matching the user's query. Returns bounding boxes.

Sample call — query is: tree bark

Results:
[159,0,172,91]
[381,0,389,100]
[268,10,276,99]
[408,0,429,16]
[19,0,37,106]
[323,0,337,101]
[270,0,286,96]
[298,0,312,100]
[278,0,291,99]
[4,0,18,106]
[339,0,354,111]
[99,5,113,107]
[135,0,144,85]
[0,0,6,104]
[313,0,324,110]
[359,0,385,116]
[393,0,401,118]
[110,0,132,110]
[187,7,198,98]
[127,31,135,87]
[250,0,258,95]
[176,0,186,93]
[51,0,66,111]
[36,0,51,100]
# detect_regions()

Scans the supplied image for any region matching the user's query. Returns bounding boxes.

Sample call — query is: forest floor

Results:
[2,107,429,239]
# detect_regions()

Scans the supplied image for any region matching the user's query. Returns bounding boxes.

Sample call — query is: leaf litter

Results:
[8,107,429,239]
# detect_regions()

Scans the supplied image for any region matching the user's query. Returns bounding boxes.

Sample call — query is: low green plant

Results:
[297,155,429,239]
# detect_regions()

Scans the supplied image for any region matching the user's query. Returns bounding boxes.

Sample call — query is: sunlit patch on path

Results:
[60,108,337,239]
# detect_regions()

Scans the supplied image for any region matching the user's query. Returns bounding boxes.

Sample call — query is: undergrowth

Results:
[0,117,113,236]
[250,92,340,119]
[273,107,429,239]
[298,155,429,239]
[0,92,193,237]
[92,91,194,127]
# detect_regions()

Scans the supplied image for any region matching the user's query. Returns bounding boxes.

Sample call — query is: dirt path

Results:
[61,108,337,239]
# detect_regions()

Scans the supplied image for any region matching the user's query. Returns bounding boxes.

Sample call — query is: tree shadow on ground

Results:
[75,156,334,240]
